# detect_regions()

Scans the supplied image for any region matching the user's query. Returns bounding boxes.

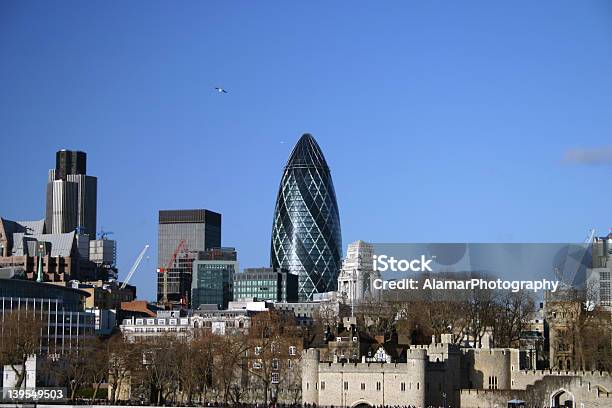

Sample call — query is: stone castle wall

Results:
[304,341,611,408]
[302,348,426,407]
[461,374,612,408]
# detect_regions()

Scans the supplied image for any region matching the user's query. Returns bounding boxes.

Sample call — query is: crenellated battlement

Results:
[323,362,401,368]
[517,369,611,377]
[469,347,512,356]
[303,348,320,357]
[411,343,449,350]
[405,348,428,357]
[317,357,428,374]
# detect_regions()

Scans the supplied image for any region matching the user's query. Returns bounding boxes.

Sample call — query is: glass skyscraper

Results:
[157,209,221,305]
[270,133,342,301]
[191,247,237,309]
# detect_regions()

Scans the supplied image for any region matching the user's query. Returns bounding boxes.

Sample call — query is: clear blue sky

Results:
[1,1,611,301]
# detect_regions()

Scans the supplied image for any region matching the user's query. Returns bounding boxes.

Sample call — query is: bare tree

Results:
[492,291,536,348]
[0,310,45,389]
[108,335,140,403]
[243,311,302,406]
[45,347,89,401]
[139,335,180,405]
[189,331,216,403]
[354,298,399,336]
[213,332,250,405]
[86,337,111,401]
[547,286,612,371]
[312,301,344,330]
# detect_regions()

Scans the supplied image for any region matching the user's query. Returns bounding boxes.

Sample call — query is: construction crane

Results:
[98,228,114,240]
[157,239,188,306]
[121,245,150,289]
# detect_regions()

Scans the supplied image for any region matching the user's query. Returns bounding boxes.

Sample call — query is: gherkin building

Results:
[271,133,342,301]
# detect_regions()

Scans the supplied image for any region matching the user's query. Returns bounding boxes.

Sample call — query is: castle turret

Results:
[405,348,427,407]
[302,349,320,405]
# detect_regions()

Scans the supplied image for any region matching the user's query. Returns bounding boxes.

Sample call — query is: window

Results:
[344,381,348,390]
[272,359,279,370]
[321,381,325,390]
[488,376,498,390]
[376,382,381,391]
[288,359,293,369]
[360,383,366,390]
[271,372,279,384]
[255,346,262,356]
[401,382,406,391]
[289,346,297,356]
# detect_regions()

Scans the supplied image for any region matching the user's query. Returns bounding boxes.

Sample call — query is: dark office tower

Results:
[55,150,87,181]
[45,150,97,236]
[270,134,342,301]
[157,209,221,305]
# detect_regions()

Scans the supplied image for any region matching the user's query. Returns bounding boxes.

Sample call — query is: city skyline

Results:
[1,1,611,301]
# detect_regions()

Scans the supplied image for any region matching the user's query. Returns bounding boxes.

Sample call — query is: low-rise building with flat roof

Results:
[234,267,298,302]
[0,273,95,353]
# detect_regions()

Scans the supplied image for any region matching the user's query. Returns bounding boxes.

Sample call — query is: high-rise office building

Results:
[45,150,97,236]
[89,238,118,280]
[270,133,342,301]
[55,150,87,180]
[157,209,221,305]
[45,179,78,233]
[89,239,117,266]
[590,234,612,310]
[192,247,237,309]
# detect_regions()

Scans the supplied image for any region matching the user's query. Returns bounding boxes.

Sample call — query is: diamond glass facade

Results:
[271,134,342,301]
